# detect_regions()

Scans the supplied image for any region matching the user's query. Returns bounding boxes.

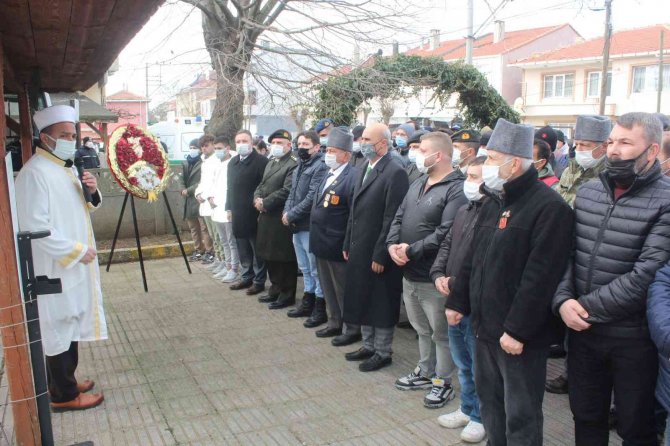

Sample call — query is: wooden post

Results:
[0,37,42,446]
[18,87,32,165]
[599,0,612,115]
[101,122,109,151]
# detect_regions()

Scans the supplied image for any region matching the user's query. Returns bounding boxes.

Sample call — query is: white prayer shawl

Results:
[195,154,219,217]
[14,148,107,356]
[211,157,232,223]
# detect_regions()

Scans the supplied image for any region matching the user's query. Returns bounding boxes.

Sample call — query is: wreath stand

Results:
[105,191,191,292]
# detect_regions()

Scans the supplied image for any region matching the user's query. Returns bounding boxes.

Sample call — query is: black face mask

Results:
[297,148,312,161]
[605,145,651,186]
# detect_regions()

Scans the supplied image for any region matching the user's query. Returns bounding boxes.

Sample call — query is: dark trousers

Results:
[46,341,79,403]
[266,260,297,301]
[236,236,267,286]
[568,330,658,446]
[475,339,547,446]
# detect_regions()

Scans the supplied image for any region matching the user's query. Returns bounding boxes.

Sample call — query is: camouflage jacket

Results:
[556,157,606,208]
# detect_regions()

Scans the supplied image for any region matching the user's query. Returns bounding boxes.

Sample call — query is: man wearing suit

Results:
[254,130,299,309]
[343,123,410,372]
[309,127,362,345]
[226,130,269,295]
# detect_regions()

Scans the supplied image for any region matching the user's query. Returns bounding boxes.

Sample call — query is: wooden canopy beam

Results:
[84,122,103,138]
[6,116,20,135]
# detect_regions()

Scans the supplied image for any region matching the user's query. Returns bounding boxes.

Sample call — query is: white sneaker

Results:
[437,408,470,429]
[213,268,230,280]
[212,262,227,275]
[460,420,486,443]
[221,270,239,283]
[206,259,221,271]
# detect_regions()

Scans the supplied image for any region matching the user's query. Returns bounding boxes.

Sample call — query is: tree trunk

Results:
[201,13,253,141]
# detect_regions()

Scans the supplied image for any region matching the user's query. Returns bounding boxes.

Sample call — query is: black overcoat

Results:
[226,150,269,239]
[182,158,202,219]
[343,155,409,328]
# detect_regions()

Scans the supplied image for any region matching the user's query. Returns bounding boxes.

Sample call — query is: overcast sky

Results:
[107,0,670,107]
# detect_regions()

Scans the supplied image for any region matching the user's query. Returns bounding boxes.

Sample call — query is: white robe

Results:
[14,148,107,356]
[195,154,219,217]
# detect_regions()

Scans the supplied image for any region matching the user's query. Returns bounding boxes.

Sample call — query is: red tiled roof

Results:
[107,90,148,101]
[514,24,670,64]
[406,24,574,60]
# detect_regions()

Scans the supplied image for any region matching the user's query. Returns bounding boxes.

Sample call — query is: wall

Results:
[520,55,670,125]
[91,167,189,240]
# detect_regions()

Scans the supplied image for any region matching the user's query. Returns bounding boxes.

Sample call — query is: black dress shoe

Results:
[345,347,375,362]
[229,280,252,291]
[359,353,392,372]
[396,320,413,329]
[545,375,568,394]
[268,297,295,310]
[315,327,341,338]
[332,333,362,347]
[258,294,278,303]
[246,284,265,295]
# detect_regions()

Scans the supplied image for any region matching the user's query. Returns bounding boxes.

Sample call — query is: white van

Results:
[148,117,208,163]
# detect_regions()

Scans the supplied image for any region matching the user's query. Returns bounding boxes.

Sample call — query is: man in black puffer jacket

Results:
[553,112,670,446]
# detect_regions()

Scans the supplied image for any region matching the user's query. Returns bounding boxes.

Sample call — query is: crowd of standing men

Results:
[182,111,670,446]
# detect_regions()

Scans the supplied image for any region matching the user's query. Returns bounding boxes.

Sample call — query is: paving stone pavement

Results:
[51,258,622,446]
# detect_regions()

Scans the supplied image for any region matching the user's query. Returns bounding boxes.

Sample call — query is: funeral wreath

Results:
[107,125,170,202]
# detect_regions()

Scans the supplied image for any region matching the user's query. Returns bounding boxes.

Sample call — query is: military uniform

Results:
[556,158,606,208]
[255,133,299,307]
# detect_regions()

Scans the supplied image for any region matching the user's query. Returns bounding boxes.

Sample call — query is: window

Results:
[632,64,670,93]
[543,73,574,98]
[587,71,612,97]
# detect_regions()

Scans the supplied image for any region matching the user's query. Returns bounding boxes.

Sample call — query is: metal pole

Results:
[599,0,612,115]
[658,30,664,113]
[145,63,149,99]
[465,0,474,65]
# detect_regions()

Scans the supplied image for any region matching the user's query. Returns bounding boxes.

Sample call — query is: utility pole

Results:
[465,0,474,65]
[658,30,665,113]
[145,62,149,99]
[599,0,612,115]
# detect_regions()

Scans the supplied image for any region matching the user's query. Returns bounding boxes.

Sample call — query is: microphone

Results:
[74,158,93,204]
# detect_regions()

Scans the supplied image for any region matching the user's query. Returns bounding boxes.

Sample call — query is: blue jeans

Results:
[292,231,322,297]
[448,316,481,423]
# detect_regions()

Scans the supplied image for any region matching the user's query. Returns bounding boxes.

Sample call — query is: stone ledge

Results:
[98,242,194,265]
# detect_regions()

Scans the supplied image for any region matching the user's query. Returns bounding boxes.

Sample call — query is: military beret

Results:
[268,129,292,142]
[315,118,334,133]
[452,129,481,144]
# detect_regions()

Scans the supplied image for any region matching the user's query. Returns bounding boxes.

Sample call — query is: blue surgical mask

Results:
[361,143,377,160]
[320,137,328,147]
[270,144,285,158]
[189,148,200,158]
[395,137,407,149]
[408,149,418,163]
[236,143,251,157]
[215,150,226,160]
[352,142,361,153]
[46,134,77,160]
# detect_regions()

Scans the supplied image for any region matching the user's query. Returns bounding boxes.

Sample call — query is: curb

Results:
[98,242,195,265]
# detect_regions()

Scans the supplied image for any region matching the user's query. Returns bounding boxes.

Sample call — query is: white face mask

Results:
[575,148,603,170]
[482,158,513,191]
[46,134,77,160]
[408,149,418,163]
[189,148,200,158]
[352,142,361,153]
[415,151,439,174]
[270,144,285,158]
[324,153,341,170]
[452,148,462,164]
[463,180,483,201]
[477,147,488,158]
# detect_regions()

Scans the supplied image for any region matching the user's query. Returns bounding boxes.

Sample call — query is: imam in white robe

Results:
[14,148,107,356]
